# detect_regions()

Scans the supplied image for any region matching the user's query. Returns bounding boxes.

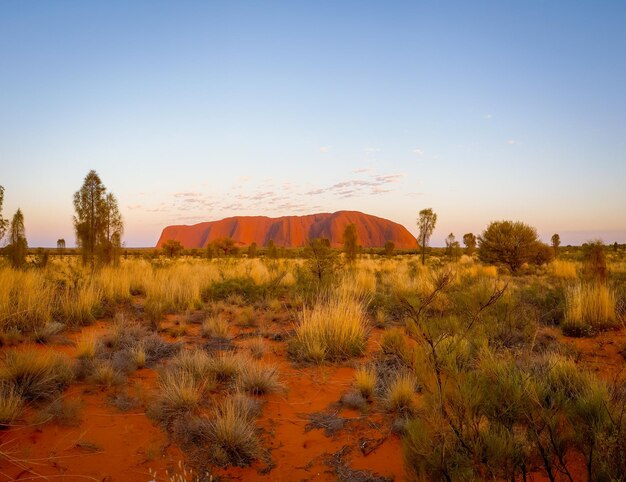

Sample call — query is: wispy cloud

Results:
[507,139,517,145]
[319,146,330,153]
[413,148,424,157]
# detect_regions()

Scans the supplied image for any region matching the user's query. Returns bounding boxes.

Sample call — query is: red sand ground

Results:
[1,313,624,481]
[156,211,418,249]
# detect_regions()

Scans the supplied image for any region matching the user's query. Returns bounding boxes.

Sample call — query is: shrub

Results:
[478,220,544,272]
[0,349,73,400]
[170,349,213,383]
[291,292,368,363]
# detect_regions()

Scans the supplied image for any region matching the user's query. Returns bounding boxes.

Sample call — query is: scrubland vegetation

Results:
[0,231,624,480]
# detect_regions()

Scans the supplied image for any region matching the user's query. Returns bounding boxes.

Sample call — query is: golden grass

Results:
[75,333,97,360]
[171,349,213,383]
[0,349,73,400]
[549,259,579,279]
[354,366,377,399]
[385,372,417,413]
[0,381,24,425]
[209,353,245,383]
[202,315,229,338]
[157,371,204,415]
[208,395,261,467]
[0,269,53,333]
[237,361,280,395]
[292,291,368,363]
[563,283,618,335]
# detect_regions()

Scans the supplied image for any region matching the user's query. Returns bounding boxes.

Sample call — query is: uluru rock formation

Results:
[156,211,417,249]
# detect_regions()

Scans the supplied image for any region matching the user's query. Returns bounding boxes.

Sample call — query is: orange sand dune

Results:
[156,210,417,249]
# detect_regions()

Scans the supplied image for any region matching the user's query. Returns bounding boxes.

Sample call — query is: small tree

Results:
[445,232,461,261]
[206,243,216,260]
[478,220,541,273]
[266,239,278,259]
[8,209,27,269]
[551,233,561,258]
[417,208,437,265]
[247,242,258,258]
[384,240,395,256]
[162,239,184,258]
[582,240,607,283]
[613,242,619,253]
[57,238,66,254]
[343,223,358,264]
[213,238,239,257]
[304,238,340,282]
[0,185,8,242]
[462,233,477,256]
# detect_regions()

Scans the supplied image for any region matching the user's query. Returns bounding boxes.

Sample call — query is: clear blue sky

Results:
[1,1,625,247]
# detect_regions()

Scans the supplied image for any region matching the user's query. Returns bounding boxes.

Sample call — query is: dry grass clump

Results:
[291,292,368,363]
[209,353,245,383]
[0,349,73,401]
[380,328,413,363]
[247,338,266,359]
[170,349,213,383]
[0,381,23,426]
[91,361,124,387]
[385,372,417,414]
[202,315,229,338]
[58,282,103,325]
[563,283,618,336]
[354,366,377,399]
[549,259,578,279]
[152,371,206,424]
[207,395,261,466]
[237,361,281,395]
[0,268,53,334]
[76,333,98,360]
[35,397,82,426]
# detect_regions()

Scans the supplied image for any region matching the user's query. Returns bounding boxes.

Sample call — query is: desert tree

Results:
[213,237,239,257]
[304,237,340,283]
[56,238,66,253]
[0,185,8,242]
[478,220,542,273]
[247,242,258,258]
[162,239,184,258]
[445,232,461,261]
[343,223,358,264]
[99,193,123,266]
[74,171,123,266]
[551,233,561,258]
[266,239,278,259]
[582,240,607,283]
[462,232,476,256]
[8,209,27,269]
[384,240,395,256]
[417,208,437,265]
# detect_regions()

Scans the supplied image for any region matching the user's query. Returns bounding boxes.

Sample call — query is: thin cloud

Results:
[413,148,424,157]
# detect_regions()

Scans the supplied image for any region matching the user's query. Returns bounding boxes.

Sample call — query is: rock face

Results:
[156,211,417,249]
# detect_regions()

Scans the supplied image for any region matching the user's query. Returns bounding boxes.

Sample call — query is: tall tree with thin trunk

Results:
[73,170,123,267]
[417,208,437,265]
[0,186,8,242]
[8,209,27,269]
[99,192,123,266]
[343,223,358,264]
[551,233,561,258]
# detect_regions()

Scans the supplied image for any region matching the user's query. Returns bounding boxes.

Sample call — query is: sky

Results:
[1,1,625,247]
